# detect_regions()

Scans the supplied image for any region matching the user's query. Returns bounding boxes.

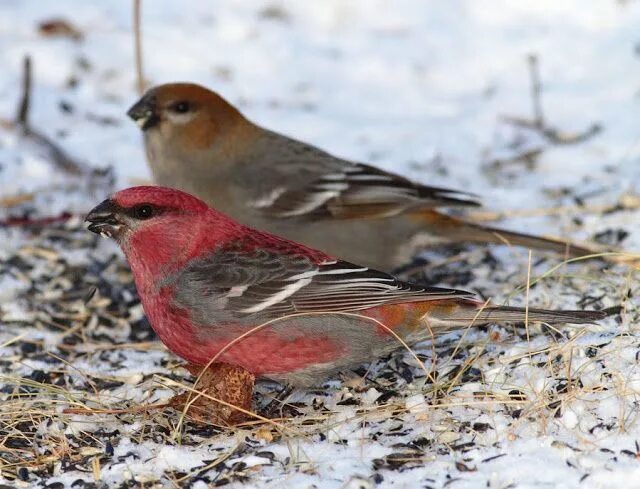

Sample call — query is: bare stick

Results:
[501,54,601,146]
[133,0,145,94]
[528,54,544,128]
[16,56,32,128]
[8,56,88,175]
[26,130,88,174]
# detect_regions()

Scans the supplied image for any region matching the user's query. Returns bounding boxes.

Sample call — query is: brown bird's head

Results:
[127,83,251,151]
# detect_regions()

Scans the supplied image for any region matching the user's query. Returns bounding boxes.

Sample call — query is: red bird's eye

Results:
[133,204,154,220]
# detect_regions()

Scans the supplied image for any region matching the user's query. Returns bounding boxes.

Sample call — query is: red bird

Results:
[86,186,605,422]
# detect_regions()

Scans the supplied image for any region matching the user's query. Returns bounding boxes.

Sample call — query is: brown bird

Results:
[127,83,596,272]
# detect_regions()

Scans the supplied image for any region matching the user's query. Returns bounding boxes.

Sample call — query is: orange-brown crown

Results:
[128,83,253,150]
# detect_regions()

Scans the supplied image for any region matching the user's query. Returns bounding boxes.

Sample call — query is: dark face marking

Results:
[132,204,156,220]
[85,199,164,238]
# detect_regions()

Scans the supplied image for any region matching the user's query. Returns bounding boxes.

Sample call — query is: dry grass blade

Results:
[133,0,146,94]
[62,402,169,415]
[0,192,34,208]
[468,195,640,223]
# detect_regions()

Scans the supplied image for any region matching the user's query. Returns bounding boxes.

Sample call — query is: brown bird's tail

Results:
[425,300,607,329]
[414,210,600,258]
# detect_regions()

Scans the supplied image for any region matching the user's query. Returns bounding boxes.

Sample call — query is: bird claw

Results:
[169,362,255,426]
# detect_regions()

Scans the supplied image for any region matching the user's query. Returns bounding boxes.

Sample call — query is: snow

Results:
[1,0,640,488]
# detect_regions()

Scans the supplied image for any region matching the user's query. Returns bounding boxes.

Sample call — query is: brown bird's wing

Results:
[249,131,479,219]
[246,134,602,259]
[170,247,473,324]
[266,163,480,219]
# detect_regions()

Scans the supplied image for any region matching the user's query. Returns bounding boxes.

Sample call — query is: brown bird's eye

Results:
[171,101,190,113]
[133,204,155,220]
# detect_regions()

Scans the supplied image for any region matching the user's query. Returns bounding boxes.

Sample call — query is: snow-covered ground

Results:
[1,1,639,488]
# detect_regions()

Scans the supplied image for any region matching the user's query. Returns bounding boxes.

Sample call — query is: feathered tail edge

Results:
[425,301,608,329]
[413,210,603,259]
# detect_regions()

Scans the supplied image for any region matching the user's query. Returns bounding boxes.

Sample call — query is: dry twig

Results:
[133,0,146,94]
[502,54,602,146]
[11,56,87,175]
[16,56,32,127]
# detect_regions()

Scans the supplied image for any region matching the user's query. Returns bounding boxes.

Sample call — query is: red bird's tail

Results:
[425,301,607,329]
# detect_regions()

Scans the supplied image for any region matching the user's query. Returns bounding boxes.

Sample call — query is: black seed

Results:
[29,369,49,383]
[20,342,38,355]
[472,422,491,432]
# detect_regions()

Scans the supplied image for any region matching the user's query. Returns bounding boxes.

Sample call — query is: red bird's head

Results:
[127,83,250,152]
[86,186,236,277]
[87,185,333,284]
[86,186,209,241]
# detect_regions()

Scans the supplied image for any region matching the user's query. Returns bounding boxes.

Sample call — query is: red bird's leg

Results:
[169,362,255,426]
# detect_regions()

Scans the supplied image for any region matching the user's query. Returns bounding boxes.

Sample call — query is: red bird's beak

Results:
[86,199,122,238]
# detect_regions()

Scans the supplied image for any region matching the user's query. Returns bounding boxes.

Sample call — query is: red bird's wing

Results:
[257,163,480,220]
[170,248,473,323]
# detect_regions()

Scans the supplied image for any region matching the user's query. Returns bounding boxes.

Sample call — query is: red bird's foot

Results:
[169,362,255,426]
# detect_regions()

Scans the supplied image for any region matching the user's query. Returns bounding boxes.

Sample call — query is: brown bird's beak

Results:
[127,93,159,131]
[86,199,121,238]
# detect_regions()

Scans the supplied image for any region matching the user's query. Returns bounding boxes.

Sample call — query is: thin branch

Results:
[7,56,88,176]
[16,56,32,128]
[24,130,87,175]
[528,54,544,128]
[501,54,601,146]
[133,0,146,94]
